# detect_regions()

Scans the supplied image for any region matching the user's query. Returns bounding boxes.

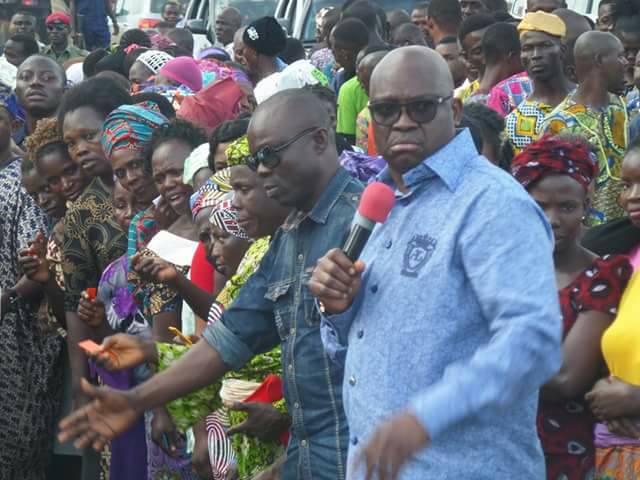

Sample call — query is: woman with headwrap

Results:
[582,135,640,480]
[511,134,632,480]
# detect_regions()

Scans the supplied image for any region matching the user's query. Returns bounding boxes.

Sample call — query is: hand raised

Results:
[94,333,157,370]
[308,248,365,315]
[18,231,49,283]
[131,253,179,287]
[77,291,106,329]
[227,402,290,442]
[58,378,141,450]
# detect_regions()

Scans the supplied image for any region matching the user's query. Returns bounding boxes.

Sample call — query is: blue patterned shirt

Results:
[321,129,562,479]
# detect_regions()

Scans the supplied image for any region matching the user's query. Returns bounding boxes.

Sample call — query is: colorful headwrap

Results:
[225,136,250,167]
[210,197,250,240]
[102,103,169,157]
[190,168,232,218]
[183,143,211,186]
[0,85,25,122]
[517,12,566,38]
[511,134,597,190]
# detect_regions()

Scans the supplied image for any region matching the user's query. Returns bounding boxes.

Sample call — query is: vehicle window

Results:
[302,0,417,43]
[216,0,279,24]
[151,0,190,14]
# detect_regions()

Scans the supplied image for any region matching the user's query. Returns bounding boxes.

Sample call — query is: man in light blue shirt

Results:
[310,46,562,479]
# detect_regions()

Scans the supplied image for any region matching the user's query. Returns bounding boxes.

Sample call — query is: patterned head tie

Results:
[102,103,169,157]
[190,168,232,219]
[225,136,250,167]
[511,134,597,191]
[209,197,250,240]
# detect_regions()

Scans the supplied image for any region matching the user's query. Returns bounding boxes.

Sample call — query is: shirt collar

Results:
[284,167,353,227]
[377,128,478,193]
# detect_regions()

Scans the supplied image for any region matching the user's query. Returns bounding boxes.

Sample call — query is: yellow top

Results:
[455,79,480,103]
[601,270,640,384]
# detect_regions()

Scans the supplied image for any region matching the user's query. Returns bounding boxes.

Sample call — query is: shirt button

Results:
[357,329,364,339]
[301,439,308,448]
[294,402,300,409]
[349,375,356,386]
[351,436,358,446]
[297,254,304,261]
[384,240,392,249]
[288,364,293,372]
[290,328,296,336]
[370,284,378,294]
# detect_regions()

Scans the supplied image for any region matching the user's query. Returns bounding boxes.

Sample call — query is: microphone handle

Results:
[342,224,373,262]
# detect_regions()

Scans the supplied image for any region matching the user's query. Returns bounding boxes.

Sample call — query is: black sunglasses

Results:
[368,95,453,126]
[247,127,319,171]
[47,23,67,31]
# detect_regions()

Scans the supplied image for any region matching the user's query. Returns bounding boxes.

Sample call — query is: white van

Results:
[183,0,279,44]
[274,0,419,45]
[509,0,598,19]
[116,0,190,32]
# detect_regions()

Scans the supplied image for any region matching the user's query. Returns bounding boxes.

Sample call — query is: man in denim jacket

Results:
[58,89,361,480]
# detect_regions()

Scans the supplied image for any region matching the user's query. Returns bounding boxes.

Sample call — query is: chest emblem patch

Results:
[401,233,437,278]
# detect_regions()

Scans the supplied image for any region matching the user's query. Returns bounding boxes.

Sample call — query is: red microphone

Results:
[342,182,396,262]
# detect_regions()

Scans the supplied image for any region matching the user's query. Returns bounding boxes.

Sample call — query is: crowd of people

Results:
[1,0,640,479]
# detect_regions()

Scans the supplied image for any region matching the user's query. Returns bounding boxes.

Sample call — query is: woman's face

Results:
[36,147,89,203]
[112,180,146,232]
[151,139,194,216]
[23,169,66,218]
[213,141,231,171]
[620,149,640,228]
[209,224,250,277]
[230,165,290,239]
[195,206,215,264]
[62,106,112,180]
[111,148,157,205]
[529,174,588,254]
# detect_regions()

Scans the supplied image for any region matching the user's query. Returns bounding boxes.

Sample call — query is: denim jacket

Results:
[204,167,362,479]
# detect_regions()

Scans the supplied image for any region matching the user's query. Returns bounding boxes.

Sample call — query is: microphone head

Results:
[357,182,396,224]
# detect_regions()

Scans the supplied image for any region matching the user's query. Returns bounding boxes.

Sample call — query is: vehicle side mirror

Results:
[185,19,207,35]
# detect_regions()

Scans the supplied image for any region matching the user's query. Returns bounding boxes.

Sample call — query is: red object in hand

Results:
[85,288,97,300]
[358,182,396,224]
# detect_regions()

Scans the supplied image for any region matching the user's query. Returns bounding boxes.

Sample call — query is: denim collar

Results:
[377,128,477,193]
[307,167,353,225]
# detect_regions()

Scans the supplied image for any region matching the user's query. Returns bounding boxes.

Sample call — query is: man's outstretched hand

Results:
[58,378,141,451]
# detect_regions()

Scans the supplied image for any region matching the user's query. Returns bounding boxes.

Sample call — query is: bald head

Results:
[248,89,337,211]
[574,30,621,68]
[574,30,627,93]
[250,89,333,150]
[371,46,453,100]
[369,47,458,175]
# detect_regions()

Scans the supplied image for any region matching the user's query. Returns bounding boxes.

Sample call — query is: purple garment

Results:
[145,412,197,480]
[594,422,640,448]
[339,150,386,183]
[89,362,148,480]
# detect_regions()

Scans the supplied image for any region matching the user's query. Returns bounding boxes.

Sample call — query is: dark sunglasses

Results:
[47,23,67,31]
[368,96,453,126]
[247,127,319,171]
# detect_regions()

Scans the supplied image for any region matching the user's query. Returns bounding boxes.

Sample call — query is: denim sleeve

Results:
[409,191,562,440]
[203,246,280,371]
